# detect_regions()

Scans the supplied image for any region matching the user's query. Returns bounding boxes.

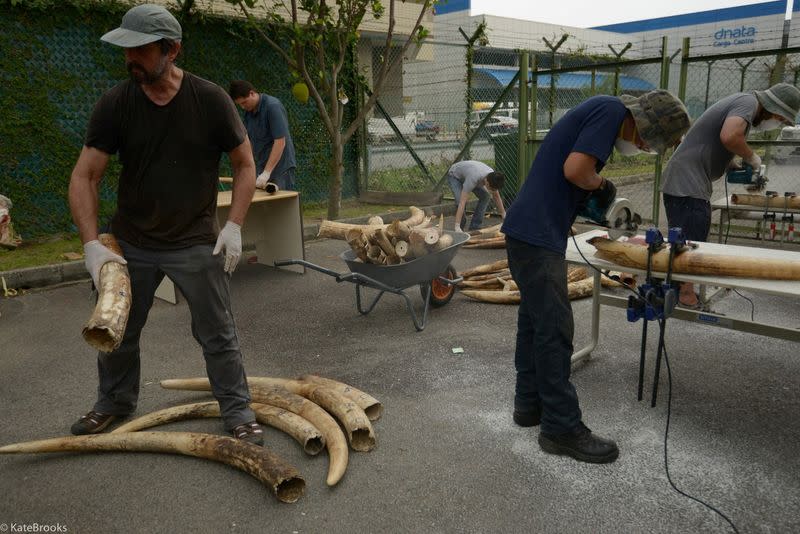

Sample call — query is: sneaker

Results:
[513,406,542,427]
[70,411,121,436]
[538,422,619,464]
[232,421,264,446]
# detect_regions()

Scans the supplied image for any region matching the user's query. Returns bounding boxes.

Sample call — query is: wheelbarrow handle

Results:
[274,259,343,279]
[437,275,463,286]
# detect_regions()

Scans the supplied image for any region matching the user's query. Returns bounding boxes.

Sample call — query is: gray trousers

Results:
[93,241,255,431]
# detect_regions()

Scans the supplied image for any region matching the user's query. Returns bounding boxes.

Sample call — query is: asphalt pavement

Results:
[1,221,799,533]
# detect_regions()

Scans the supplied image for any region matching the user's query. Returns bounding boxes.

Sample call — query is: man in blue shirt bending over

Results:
[501,90,690,463]
[229,80,297,191]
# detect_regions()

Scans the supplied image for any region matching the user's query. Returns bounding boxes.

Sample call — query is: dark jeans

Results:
[663,194,711,242]
[93,241,255,431]
[506,237,581,435]
[271,168,296,191]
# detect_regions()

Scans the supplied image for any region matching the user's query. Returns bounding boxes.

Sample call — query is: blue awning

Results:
[474,68,656,92]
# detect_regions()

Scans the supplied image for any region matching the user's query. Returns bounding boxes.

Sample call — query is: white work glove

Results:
[256,170,271,190]
[455,224,463,233]
[83,240,127,288]
[212,221,242,273]
[744,152,762,169]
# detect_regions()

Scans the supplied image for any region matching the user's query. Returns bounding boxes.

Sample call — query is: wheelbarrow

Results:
[275,231,470,331]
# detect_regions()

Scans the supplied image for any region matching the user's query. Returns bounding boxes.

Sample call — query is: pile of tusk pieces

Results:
[318,207,454,265]
[0,374,382,504]
[458,259,636,304]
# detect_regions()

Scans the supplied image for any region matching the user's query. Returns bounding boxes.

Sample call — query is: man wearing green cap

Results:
[68,4,264,445]
[661,82,800,308]
[501,90,690,464]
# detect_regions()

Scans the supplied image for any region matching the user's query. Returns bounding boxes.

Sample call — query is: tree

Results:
[225,0,435,218]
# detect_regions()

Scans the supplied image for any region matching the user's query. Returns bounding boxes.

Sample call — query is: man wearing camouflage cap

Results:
[501,90,690,464]
[661,82,800,308]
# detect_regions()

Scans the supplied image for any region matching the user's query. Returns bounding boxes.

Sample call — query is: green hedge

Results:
[0,0,357,238]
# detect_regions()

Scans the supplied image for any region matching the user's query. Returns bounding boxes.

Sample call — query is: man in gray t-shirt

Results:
[446,160,506,231]
[661,83,800,307]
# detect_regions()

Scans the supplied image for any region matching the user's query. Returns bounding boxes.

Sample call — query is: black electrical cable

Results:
[571,232,640,298]
[732,289,756,321]
[658,320,741,534]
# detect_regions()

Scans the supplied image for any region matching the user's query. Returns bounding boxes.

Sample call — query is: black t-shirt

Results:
[85,72,246,250]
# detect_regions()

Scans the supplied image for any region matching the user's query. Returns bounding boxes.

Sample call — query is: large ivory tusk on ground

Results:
[588,236,800,280]
[82,234,131,352]
[160,378,348,486]
[0,432,305,503]
[731,193,800,209]
[247,378,376,452]
[296,375,383,421]
[111,402,324,456]
[459,259,509,279]
[461,289,521,304]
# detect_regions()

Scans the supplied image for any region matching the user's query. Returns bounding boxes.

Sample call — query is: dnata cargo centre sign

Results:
[713,25,757,47]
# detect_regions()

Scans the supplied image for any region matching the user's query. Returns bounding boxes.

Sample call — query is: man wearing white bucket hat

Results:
[661,83,800,308]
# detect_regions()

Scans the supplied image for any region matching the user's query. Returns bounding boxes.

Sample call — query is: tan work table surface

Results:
[155,188,304,304]
[563,229,800,363]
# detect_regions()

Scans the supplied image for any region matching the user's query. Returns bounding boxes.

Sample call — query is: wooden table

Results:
[155,189,305,304]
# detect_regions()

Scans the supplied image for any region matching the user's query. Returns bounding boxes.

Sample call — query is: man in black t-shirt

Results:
[68,4,264,445]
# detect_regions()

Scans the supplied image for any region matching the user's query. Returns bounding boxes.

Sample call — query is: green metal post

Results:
[527,54,539,188]
[652,36,669,225]
[678,38,690,103]
[590,69,596,95]
[518,51,529,189]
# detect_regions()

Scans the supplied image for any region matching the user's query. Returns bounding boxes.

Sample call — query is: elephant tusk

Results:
[248,378,376,453]
[111,401,325,456]
[296,375,383,421]
[0,432,305,503]
[82,234,131,352]
[161,378,348,486]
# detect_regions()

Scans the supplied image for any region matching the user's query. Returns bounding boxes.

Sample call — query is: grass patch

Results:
[0,234,83,272]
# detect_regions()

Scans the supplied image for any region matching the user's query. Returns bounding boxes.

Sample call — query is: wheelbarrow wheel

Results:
[425,264,458,308]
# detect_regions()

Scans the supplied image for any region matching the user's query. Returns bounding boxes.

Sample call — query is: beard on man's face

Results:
[127,56,168,85]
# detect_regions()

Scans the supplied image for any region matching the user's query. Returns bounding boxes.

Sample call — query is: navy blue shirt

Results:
[243,93,297,178]
[501,96,628,254]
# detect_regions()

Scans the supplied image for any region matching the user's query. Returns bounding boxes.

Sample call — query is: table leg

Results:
[571,270,601,364]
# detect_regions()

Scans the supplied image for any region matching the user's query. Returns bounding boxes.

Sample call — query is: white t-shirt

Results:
[447,160,494,193]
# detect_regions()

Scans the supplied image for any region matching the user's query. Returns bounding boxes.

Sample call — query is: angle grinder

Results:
[577,197,642,240]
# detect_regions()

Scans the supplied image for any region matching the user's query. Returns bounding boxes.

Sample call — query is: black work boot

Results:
[513,405,542,427]
[538,422,619,464]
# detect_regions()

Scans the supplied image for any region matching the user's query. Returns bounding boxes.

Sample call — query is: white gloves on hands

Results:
[744,152,762,169]
[256,170,271,190]
[84,240,127,288]
[455,224,463,233]
[213,221,242,273]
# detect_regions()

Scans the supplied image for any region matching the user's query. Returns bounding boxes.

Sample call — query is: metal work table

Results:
[565,229,800,363]
[712,195,800,244]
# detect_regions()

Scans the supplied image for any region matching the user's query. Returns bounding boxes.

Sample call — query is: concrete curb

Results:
[1,201,481,292]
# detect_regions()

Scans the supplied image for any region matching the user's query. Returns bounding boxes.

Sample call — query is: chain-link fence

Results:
[362,42,521,224]
[364,32,800,247]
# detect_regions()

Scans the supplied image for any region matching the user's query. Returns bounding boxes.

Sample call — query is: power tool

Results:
[726,163,767,192]
[577,197,642,240]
